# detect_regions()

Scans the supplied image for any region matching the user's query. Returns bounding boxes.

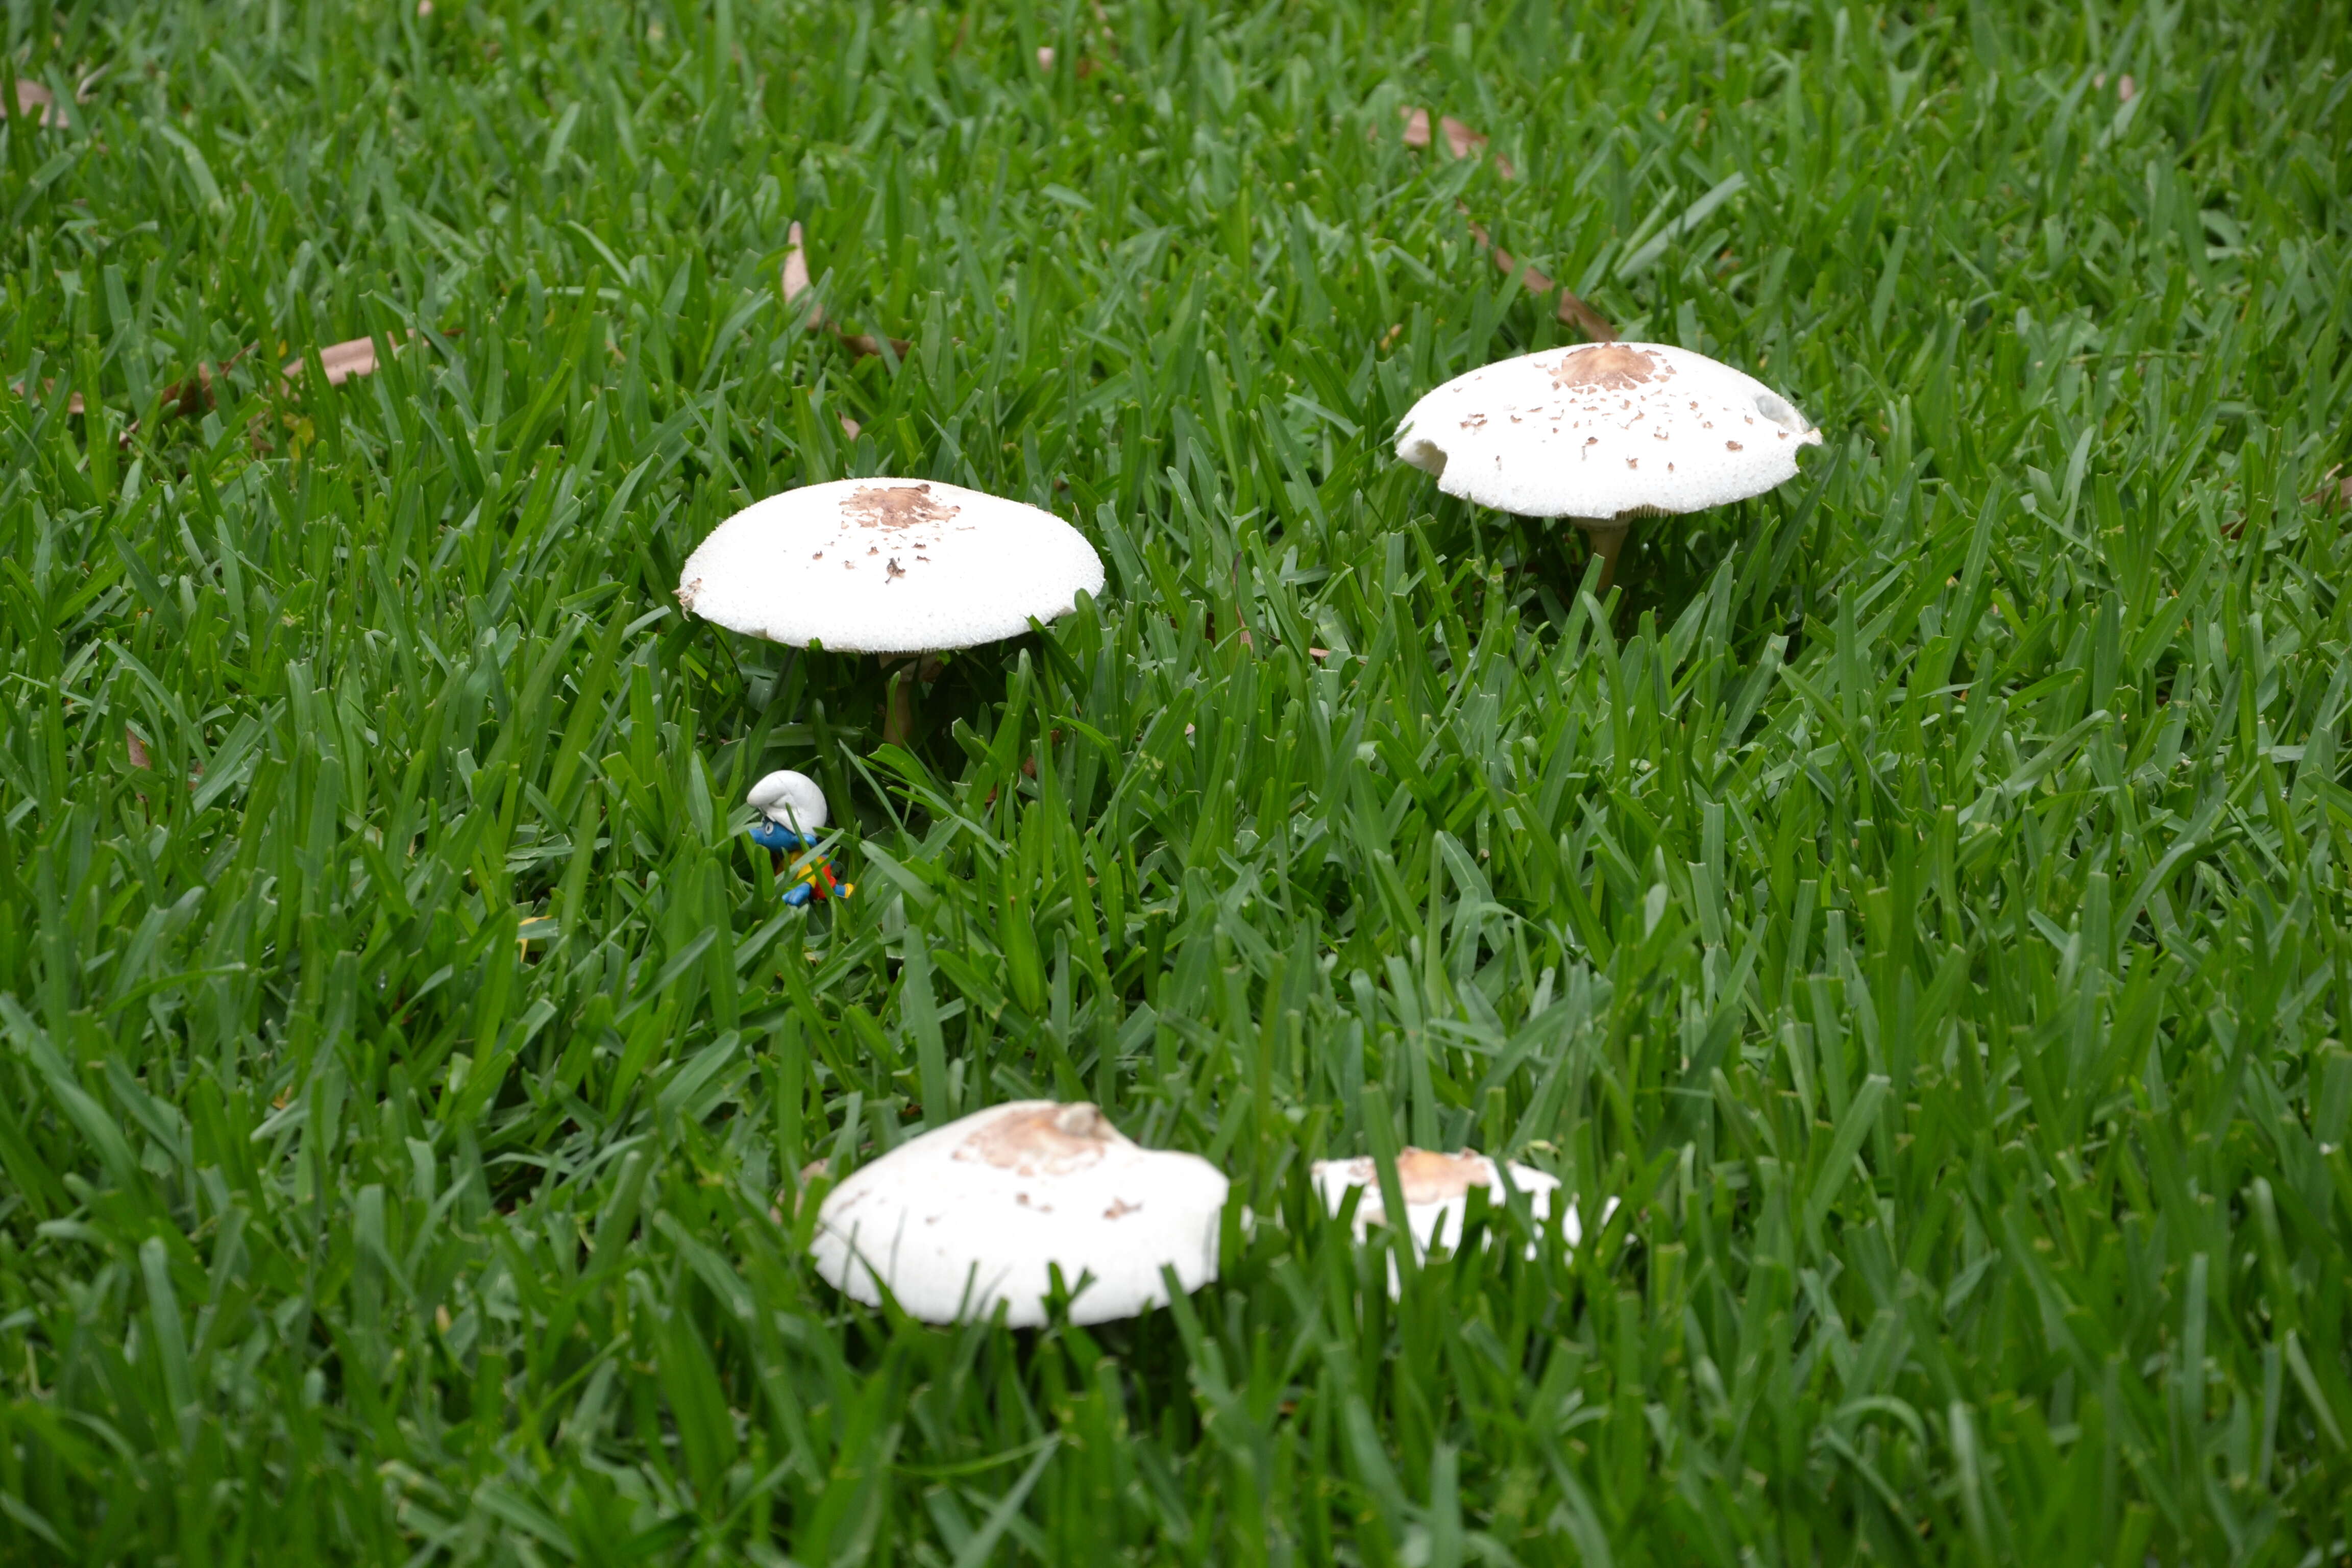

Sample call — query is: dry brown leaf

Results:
[837,328,914,359]
[839,414,861,439]
[159,354,232,418]
[9,377,86,414]
[1379,106,1611,333]
[2301,465,2349,509]
[18,344,249,444]
[1388,106,1516,180]
[12,79,66,129]
[781,220,819,322]
[283,337,382,386]
[1463,215,1614,341]
[125,726,151,770]
[782,220,914,360]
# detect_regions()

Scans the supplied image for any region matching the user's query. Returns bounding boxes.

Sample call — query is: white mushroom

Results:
[1396,341,1822,589]
[811,1101,1229,1327]
[677,478,1104,742]
[1311,1146,1613,1291]
[747,769,827,836]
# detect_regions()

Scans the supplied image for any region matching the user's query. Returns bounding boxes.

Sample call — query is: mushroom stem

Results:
[878,654,947,749]
[1582,523,1630,595]
[881,662,916,748]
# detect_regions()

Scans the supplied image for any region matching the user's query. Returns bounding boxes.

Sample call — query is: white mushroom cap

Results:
[1311,1147,1613,1286]
[747,770,828,834]
[811,1101,1230,1327]
[675,478,1106,655]
[1395,342,1822,520]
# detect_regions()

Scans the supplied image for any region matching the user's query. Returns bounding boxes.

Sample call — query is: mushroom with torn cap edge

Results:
[1395,341,1821,591]
[675,477,1106,746]
[746,769,851,906]
[811,1100,1229,1327]
[1311,1147,1616,1294]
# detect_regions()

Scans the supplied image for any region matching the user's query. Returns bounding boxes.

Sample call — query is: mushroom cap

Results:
[811,1101,1230,1327]
[747,769,828,834]
[675,478,1106,655]
[1395,342,1822,521]
[1310,1147,1611,1262]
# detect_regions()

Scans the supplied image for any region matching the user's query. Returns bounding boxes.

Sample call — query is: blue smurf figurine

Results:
[747,770,852,906]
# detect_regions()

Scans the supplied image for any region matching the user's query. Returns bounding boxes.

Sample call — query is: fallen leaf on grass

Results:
[125,726,151,769]
[1387,105,1516,179]
[158,352,238,418]
[781,220,820,323]
[283,337,384,386]
[781,221,913,360]
[2301,465,2349,509]
[838,328,913,358]
[11,79,67,128]
[14,344,248,441]
[8,377,86,414]
[1036,45,1100,77]
[839,414,861,439]
[1374,105,1608,337]
[1464,215,1615,341]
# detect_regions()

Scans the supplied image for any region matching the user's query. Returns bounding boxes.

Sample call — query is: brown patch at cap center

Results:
[1392,1148,1496,1206]
[1550,344,1658,392]
[1330,1147,1501,1226]
[958,1102,1126,1177]
[842,482,962,532]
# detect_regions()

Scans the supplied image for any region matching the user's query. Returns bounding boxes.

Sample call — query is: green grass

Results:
[4,0,2352,1561]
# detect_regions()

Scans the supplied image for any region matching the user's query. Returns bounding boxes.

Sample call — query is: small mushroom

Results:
[1311,1147,1612,1292]
[676,478,1105,746]
[1395,342,1822,591]
[811,1100,1229,1327]
[746,770,850,906]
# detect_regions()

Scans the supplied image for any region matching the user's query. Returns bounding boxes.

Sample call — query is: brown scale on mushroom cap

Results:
[842,482,962,531]
[1550,343,1665,393]
[1346,1147,1518,1226]
[956,1101,1127,1177]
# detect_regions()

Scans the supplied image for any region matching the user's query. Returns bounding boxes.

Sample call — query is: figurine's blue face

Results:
[748,819,810,852]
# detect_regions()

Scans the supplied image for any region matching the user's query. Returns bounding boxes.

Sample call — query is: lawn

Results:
[5,0,2352,1561]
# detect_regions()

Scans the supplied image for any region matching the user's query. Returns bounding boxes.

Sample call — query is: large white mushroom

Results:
[676,477,1105,743]
[811,1101,1229,1327]
[1395,341,1822,589]
[1311,1147,1612,1291]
